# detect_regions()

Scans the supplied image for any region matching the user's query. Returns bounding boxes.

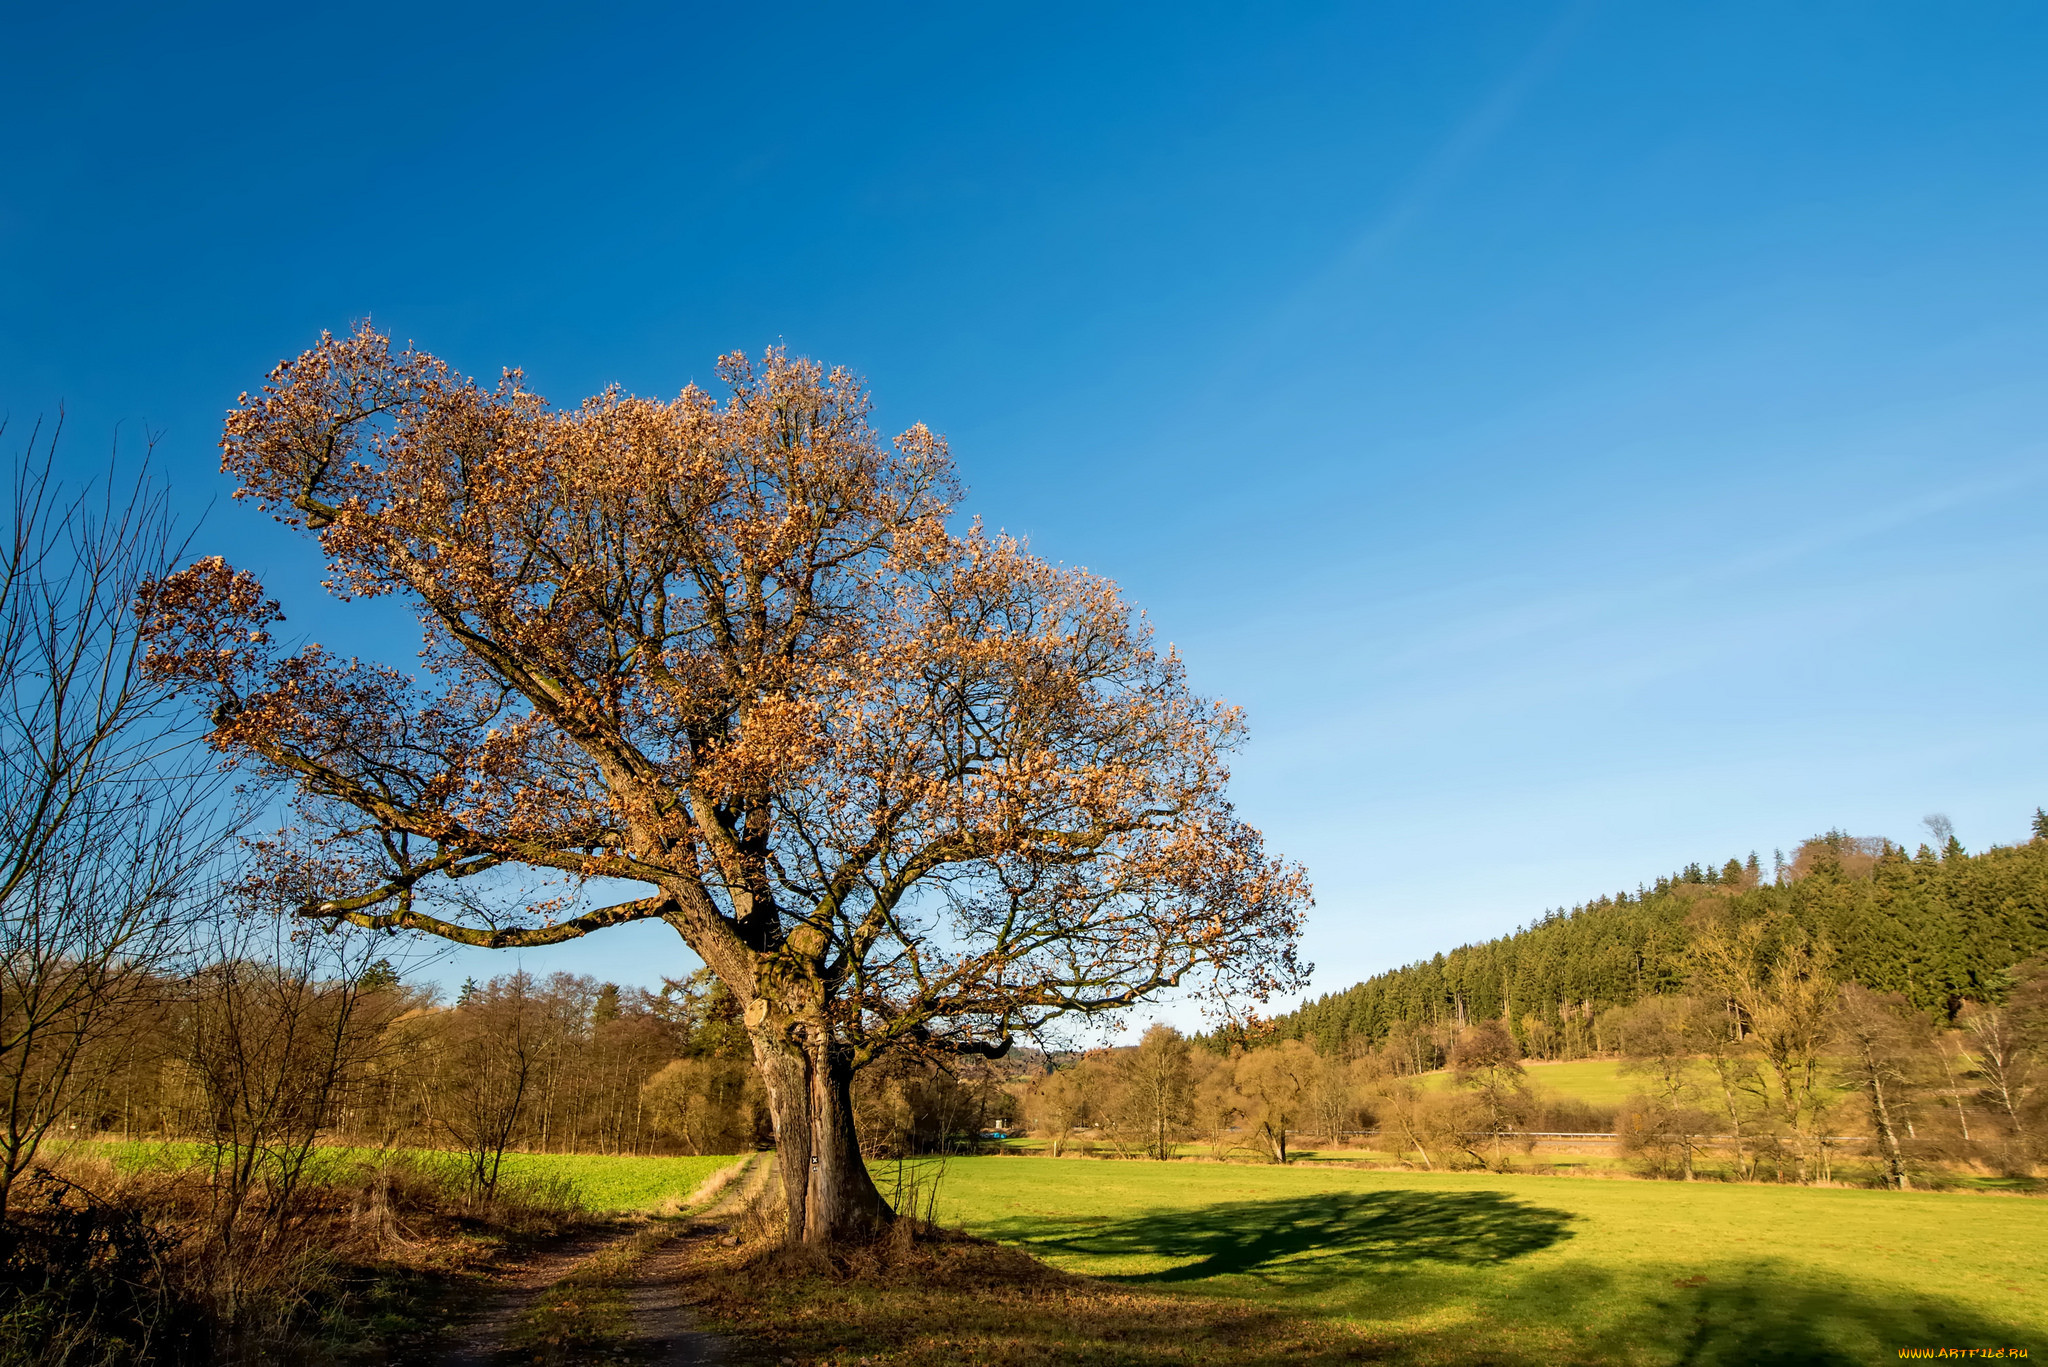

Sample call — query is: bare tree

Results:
[183,916,394,1314]
[1449,1019,1529,1171]
[1615,996,1716,1180]
[1957,1001,2032,1141]
[1302,1049,1362,1149]
[439,973,547,1203]
[641,1055,761,1155]
[1690,919,1838,1182]
[1833,985,1926,1191]
[1119,1024,1193,1161]
[1930,1028,1975,1144]
[1367,1075,1438,1170]
[1022,1066,1088,1158]
[0,421,231,1213]
[1230,1038,1318,1164]
[1682,975,1771,1181]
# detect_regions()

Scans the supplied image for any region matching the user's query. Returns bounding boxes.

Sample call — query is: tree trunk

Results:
[750,1027,892,1244]
[804,1040,891,1243]
[1867,1076,1910,1191]
[750,1032,812,1242]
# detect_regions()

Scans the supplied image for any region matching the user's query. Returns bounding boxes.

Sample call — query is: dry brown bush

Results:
[0,1146,593,1366]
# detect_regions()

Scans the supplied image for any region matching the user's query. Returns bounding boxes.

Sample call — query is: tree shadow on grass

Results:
[987,1188,1576,1286]
[1515,1260,2042,1367]
[687,1229,2048,1366]
[967,1191,2043,1365]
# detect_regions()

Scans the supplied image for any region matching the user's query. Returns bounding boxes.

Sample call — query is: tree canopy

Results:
[139,324,1309,1240]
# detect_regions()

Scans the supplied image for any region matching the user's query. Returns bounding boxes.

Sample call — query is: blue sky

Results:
[5,3,2046,1013]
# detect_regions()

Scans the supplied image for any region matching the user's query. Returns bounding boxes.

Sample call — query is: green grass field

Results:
[486,1150,740,1210]
[78,1142,742,1213]
[926,1156,2048,1365]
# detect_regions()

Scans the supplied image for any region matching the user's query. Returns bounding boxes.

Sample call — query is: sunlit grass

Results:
[487,1151,740,1211]
[1412,1055,1639,1106]
[75,1141,741,1213]
[1512,1056,1642,1106]
[925,1156,2048,1364]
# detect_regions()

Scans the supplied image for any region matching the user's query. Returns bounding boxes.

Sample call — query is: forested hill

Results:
[1274,817,2048,1056]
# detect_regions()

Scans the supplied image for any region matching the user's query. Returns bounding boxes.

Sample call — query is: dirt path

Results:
[437,1154,767,1366]
[615,1237,731,1366]
[609,1155,773,1366]
[436,1224,628,1367]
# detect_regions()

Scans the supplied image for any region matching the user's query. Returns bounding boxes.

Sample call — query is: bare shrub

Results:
[0,426,234,1214]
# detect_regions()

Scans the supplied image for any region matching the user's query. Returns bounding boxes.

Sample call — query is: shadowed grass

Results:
[1003,1188,1576,1285]
[672,1222,2038,1366]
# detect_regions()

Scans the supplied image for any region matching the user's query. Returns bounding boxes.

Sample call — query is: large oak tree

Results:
[142,326,1309,1241]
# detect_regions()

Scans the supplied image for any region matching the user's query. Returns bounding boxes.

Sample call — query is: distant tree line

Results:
[1269,822,2048,1059]
[1019,1023,1609,1169]
[1018,947,2047,1185]
[55,956,1026,1178]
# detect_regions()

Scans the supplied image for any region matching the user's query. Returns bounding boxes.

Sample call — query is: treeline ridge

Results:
[1269,817,2048,1058]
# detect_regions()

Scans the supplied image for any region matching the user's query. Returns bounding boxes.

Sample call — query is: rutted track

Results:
[437,1153,766,1366]
[436,1224,623,1367]
[614,1153,775,1366]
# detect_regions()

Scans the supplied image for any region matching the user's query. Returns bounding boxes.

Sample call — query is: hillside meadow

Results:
[1415,1054,1833,1111]
[1462,1056,1640,1107]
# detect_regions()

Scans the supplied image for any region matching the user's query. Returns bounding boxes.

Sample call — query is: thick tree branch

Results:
[307,891,675,947]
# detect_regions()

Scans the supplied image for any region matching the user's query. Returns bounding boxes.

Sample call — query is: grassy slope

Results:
[1512,1057,1639,1107]
[1415,1057,1636,1107]
[1423,1055,1871,1114]
[930,1157,2047,1365]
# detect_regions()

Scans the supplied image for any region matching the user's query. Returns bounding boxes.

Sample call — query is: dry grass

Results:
[3,1149,601,1366]
[672,1229,1377,1367]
